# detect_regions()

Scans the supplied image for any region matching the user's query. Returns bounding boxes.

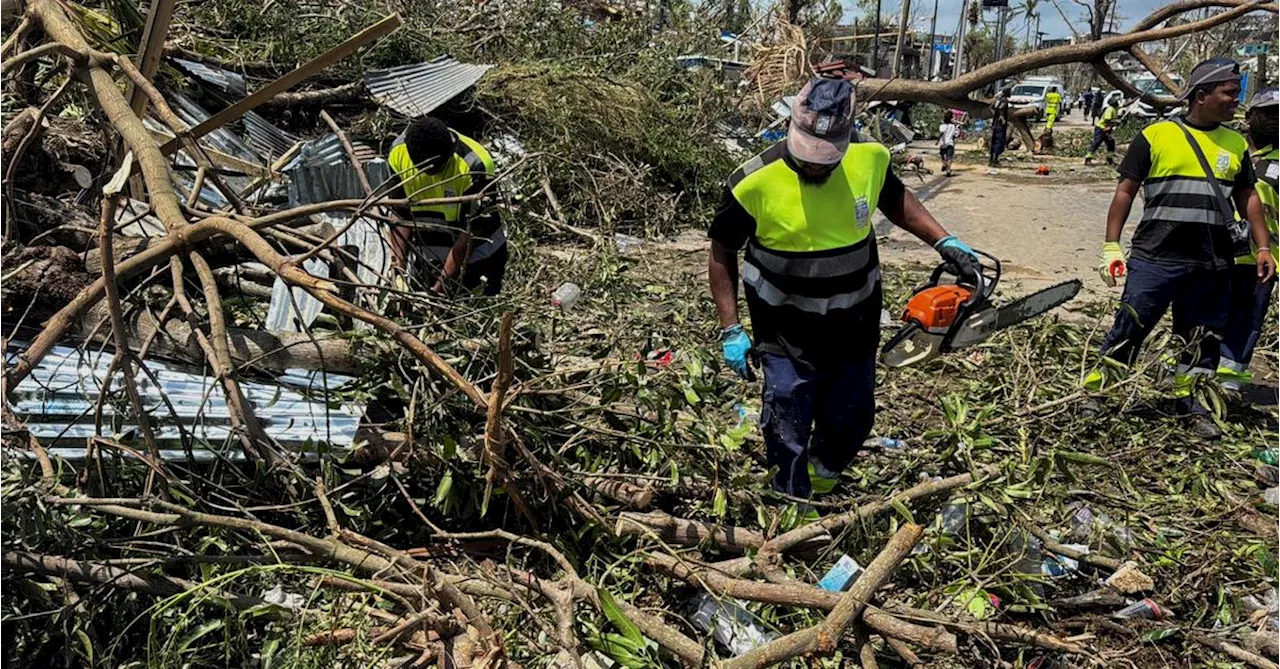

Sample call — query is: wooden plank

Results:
[158,13,402,158]
[147,127,271,178]
[128,0,175,118]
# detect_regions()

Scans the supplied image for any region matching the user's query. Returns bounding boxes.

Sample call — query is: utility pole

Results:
[928,0,938,79]
[872,0,882,74]
[893,0,911,77]
[953,0,968,80]
[993,3,1009,90]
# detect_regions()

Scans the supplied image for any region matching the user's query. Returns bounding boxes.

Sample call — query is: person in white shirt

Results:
[938,112,958,176]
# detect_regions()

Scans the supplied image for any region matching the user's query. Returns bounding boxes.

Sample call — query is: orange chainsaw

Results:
[881,251,1081,368]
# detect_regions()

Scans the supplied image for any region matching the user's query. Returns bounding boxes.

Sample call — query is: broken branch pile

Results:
[1,0,1277,667]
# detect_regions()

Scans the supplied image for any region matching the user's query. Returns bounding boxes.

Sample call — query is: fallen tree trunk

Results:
[75,300,369,375]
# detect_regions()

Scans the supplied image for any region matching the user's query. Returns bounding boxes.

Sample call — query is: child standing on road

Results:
[938,111,958,177]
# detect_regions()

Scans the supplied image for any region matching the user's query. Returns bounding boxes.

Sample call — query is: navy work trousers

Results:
[1220,263,1276,368]
[1088,127,1115,155]
[760,352,875,498]
[1099,256,1229,411]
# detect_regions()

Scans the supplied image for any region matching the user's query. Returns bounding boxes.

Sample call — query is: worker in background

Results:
[1219,87,1279,392]
[707,78,981,499]
[1082,89,1094,122]
[1086,59,1276,439]
[938,110,958,177]
[1090,91,1104,124]
[1084,96,1122,165]
[1044,88,1062,131]
[989,87,1010,167]
[387,116,507,295]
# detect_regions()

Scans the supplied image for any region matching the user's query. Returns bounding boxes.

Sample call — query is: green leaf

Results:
[890,497,915,524]
[177,619,225,655]
[433,470,454,507]
[76,629,93,663]
[597,588,644,646]
[1139,627,1179,643]
[260,636,281,669]
[683,385,701,405]
[1057,451,1112,467]
[713,488,727,517]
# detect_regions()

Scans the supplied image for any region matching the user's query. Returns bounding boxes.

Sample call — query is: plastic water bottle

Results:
[863,436,906,451]
[551,282,582,312]
[939,500,969,537]
[1069,505,1133,552]
[687,593,778,656]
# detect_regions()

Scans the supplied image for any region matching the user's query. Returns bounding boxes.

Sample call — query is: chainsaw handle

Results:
[928,249,1001,304]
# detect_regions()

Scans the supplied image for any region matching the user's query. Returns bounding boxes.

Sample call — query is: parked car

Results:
[1008,77,1065,121]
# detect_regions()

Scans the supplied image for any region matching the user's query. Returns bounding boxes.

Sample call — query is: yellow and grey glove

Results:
[1098,242,1126,287]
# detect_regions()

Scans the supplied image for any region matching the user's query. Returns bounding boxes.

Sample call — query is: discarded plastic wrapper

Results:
[863,436,905,451]
[1113,597,1164,620]
[552,282,583,312]
[1240,586,1279,631]
[1042,544,1087,578]
[817,554,864,592]
[940,500,969,537]
[688,593,778,656]
[1264,487,1279,506]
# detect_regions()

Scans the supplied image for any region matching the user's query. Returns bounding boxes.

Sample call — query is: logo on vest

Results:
[1215,151,1231,177]
[854,196,870,226]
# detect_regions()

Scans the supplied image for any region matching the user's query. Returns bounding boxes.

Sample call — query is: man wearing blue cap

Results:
[706,77,981,498]
[1086,59,1276,438]
[1219,87,1279,392]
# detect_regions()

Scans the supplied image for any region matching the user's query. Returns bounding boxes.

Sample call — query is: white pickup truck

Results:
[1008,78,1064,121]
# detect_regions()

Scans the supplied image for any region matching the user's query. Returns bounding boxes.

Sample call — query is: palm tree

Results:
[1009,0,1041,51]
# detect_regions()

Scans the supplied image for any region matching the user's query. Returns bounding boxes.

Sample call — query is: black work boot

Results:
[1187,414,1224,440]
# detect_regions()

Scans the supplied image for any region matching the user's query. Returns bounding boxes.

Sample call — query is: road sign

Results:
[1238,43,1271,57]
[935,43,954,53]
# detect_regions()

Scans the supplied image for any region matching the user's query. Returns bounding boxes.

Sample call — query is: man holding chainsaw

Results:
[707,77,983,498]
[1088,59,1276,438]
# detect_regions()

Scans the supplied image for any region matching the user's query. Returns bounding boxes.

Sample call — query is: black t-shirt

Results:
[709,162,905,368]
[1118,122,1256,269]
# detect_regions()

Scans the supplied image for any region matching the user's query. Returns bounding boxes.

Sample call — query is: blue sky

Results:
[843,0,1173,42]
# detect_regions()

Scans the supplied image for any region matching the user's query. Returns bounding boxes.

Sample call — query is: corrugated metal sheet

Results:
[173,57,248,97]
[6,340,361,450]
[243,111,300,161]
[284,134,394,206]
[364,56,493,118]
[264,214,389,333]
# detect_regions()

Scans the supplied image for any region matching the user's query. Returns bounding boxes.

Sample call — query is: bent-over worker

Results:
[707,78,982,499]
[388,116,507,295]
[1084,96,1121,165]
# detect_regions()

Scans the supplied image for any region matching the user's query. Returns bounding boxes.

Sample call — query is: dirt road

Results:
[879,148,1135,301]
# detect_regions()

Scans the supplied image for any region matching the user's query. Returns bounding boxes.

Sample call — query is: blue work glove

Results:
[721,324,753,379]
[934,235,982,287]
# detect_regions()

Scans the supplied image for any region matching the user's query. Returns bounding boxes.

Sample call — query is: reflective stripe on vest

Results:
[728,142,887,315]
[1139,120,1248,228]
[743,263,881,315]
